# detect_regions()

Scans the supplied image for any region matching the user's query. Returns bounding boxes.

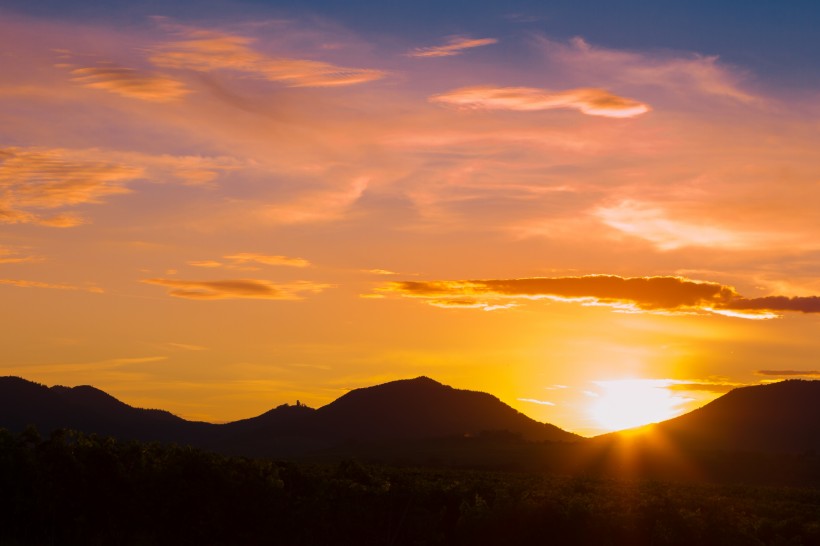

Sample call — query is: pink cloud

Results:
[407,36,498,58]
[537,36,756,103]
[430,86,650,118]
[142,278,329,300]
[69,63,190,102]
[151,28,385,87]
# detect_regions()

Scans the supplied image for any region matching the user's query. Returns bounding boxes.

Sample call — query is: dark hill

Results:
[212,377,580,456]
[0,376,214,444]
[576,380,820,484]
[639,379,820,453]
[310,376,579,443]
[0,375,580,458]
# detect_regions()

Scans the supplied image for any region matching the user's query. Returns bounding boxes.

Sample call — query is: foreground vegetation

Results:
[2,428,820,545]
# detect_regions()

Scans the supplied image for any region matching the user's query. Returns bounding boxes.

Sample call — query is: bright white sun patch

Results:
[589,379,691,432]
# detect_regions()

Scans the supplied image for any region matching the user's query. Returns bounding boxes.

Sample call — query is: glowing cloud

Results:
[407,36,498,58]
[518,398,556,406]
[378,275,820,319]
[69,63,190,102]
[430,86,650,118]
[380,275,737,311]
[151,29,385,87]
[595,200,766,250]
[142,278,329,300]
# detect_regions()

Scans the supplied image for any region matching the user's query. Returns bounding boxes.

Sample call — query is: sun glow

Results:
[590,379,690,432]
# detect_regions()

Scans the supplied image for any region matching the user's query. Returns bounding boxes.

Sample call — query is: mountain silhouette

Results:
[625,379,820,453]
[0,375,579,456]
[573,380,820,484]
[0,376,215,444]
[212,376,581,455]
[5,375,818,464]
[311,376,577,442]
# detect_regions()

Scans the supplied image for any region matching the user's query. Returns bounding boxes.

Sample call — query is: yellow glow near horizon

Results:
[589,379,690,432]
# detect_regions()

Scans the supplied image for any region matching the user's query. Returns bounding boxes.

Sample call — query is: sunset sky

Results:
[3,0,820,436]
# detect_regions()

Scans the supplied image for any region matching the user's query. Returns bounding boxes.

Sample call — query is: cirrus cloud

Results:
[430,86,650,118]
[536,36,756,103]
[142,278,329,300]
[68,62,190,102]
[0,147,237,226]
[0,278,103,293]
[756,370,820,377]
[224,253,310,268]
[407,36,498,58]
[188,253,311,270]
[151,28,385,88]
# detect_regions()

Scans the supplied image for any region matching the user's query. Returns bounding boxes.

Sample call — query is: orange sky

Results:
[3,4,820,436]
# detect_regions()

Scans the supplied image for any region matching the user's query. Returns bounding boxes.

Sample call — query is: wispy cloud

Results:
[11,356,167,375]
[151,28,385,87]
[665,382,739,393]
[537,36,756,103]
[255,176,369,224]
[0,278,103,293]
[188,253,310,270]
[594,200,771,251]
[407,36,498,58]
[165,342,208,351]
[142,278,329,300]
[68,62,190,102]
[223,253,310,268]
[518,397,556,406]
[430,86,650,118]
[0,147,140,227]
[756,370,820,377]
[188,260,224,268]
[0,246,42,265]
[0,147,237,226]
[377,274,820,319]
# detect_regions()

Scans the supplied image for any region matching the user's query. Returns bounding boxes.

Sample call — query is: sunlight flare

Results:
[590,379,691,432]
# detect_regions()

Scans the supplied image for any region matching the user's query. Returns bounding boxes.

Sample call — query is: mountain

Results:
[219,376,581,455]
[311,376,577,442]
[0,376,215,444]
[0,375,580,457]
[574,380,820,485]
[626,379,820,453]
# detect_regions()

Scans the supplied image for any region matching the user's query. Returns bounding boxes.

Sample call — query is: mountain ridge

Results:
[0,375,581,456]
[611,379,820,453]
[4,375,820,461]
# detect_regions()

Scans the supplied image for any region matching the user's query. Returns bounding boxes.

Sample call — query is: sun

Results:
[589,379,688,432]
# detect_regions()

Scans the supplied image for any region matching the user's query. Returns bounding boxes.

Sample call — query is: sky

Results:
[3,0,820,436]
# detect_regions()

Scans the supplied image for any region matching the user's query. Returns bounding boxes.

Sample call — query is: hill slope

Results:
[311,376,579,442]
[639,379,820,453]
[0,376,215,444]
